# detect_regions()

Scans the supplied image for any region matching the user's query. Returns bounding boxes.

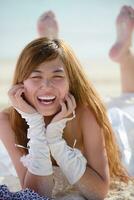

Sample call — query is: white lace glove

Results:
[15,108,53,176]
[46,113,87,184]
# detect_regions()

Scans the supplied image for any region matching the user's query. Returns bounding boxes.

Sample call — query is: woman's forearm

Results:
[23,171,54,197]
[75,166,109,200]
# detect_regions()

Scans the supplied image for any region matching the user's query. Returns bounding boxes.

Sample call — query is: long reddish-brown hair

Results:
[8,37,128,182]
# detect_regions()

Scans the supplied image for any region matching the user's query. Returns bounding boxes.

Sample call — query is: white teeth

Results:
[38,96,56,100]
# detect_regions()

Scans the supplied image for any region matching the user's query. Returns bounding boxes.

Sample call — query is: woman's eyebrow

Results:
[32,70,42,73]
[53,68,65,73]
[32,67,65,73]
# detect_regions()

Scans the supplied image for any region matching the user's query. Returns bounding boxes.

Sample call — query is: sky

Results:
[0,0,134,60]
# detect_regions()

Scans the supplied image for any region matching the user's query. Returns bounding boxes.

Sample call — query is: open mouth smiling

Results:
[37,95,56,105]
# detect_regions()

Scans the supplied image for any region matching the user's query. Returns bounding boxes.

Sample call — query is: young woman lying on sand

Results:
[0,5,133,200]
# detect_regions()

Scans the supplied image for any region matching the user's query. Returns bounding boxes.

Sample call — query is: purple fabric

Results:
[0,185,52,200]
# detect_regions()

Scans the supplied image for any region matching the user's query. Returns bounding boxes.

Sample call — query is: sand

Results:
[106,180,134,200]
[0,174,134,199]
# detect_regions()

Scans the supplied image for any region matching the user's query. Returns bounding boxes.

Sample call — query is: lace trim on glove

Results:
[47,110,76,132]
[20,155,53,176]
[14,107,39,118]
[51,110,76,125]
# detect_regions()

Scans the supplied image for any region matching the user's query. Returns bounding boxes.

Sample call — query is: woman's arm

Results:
[2,84,55,197]
[0,111,27,186]
[74,106,110,199]
[45,94,109,199]
[0,111,54,197]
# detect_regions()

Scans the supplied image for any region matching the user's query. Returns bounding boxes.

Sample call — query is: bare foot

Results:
[37,10,59,39]
[109,5,134,62]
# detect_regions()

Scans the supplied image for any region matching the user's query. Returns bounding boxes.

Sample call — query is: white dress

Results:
[106,93,134,176]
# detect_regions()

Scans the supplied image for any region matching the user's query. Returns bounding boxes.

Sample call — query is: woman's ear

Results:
[21,92,26,100]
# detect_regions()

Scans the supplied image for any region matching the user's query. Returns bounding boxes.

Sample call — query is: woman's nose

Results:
[40,79,52,88]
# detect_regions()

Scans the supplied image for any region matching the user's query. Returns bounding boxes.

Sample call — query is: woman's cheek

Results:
[23,83,35,103]
[54,79,69,97]
[59,89,69,101]
[23,80,37,94]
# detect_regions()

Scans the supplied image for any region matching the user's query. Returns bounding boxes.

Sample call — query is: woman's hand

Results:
[8,84,36,114]
[51,93,76,123]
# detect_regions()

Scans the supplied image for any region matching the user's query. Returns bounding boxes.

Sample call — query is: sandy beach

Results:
[1,58,134,199]
[0,172,134,199]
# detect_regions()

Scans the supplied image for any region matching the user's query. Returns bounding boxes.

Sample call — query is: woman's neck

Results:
[44,115,54,126]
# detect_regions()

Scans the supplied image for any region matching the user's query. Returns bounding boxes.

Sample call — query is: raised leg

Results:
[37,10,59,39]
[109,5,134,93]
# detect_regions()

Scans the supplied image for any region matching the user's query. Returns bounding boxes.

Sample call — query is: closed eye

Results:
[53,75,64,78]
[31,76,42,79]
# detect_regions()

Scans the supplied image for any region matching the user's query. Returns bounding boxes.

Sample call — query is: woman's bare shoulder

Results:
[0,110,9,120]
[0,109,11,129]
[77,104,101,139]
[0,109,13,140]
[77,104,96,122]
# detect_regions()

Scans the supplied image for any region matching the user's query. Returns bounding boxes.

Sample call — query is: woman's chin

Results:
[38,106,61,117]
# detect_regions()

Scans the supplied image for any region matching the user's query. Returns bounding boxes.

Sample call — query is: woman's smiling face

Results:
[23,57,69,116]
